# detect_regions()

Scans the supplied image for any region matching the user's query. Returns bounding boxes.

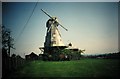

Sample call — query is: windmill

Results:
[40,9,68,56]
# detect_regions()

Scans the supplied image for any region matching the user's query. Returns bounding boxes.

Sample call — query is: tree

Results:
[2,25,15,56]
[60,49,85,60]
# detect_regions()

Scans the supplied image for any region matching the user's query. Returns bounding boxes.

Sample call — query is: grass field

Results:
[9,58,120,78]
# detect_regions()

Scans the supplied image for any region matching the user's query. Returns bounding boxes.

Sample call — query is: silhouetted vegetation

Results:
[41,49,83,61]
[83,52,120,59]
[2,25,25,78]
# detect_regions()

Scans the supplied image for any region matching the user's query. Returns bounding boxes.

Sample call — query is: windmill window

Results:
[53,37,55,39]
[53,33,56,35]
[52,41,56,44]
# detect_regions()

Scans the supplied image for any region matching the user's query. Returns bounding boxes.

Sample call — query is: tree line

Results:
[83,52,120,59]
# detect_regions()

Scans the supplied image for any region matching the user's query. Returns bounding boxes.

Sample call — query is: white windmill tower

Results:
[40,9,68,55]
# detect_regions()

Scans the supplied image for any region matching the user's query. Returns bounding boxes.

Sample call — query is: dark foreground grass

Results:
[9,58,120,78]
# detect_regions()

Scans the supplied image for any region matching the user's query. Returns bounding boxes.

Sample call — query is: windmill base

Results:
[39,46,82,61]
[43,46,69,61]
